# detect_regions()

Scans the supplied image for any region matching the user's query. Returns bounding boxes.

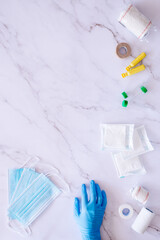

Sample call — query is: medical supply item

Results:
[122,100,128,107]
[9,168,39,205]
[112,152,146,178]
[116,43,131,58]
[126,52,146,71]
[121,92,128,99]
[74,180,107,240]
[8,168,24,203]
[7,156,70,236]
[122,84,148,107]
[132,207,155,234]
[130,186,149,204]
[122,64,145,78]
[8,173,61,234]
[120,125,154,160]
[101,124,134,151]
[140,86,148,93]
[119,204,133,219]
[118,5,152,40]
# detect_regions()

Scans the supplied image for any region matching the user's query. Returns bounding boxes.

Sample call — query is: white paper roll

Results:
[132,207,155,234]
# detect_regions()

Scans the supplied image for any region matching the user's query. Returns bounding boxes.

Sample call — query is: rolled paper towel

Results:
[132,207,155,234]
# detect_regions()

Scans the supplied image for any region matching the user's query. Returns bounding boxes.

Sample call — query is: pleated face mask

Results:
[9,168,39,206]
[8,168,24,203]
[8,173,61,228]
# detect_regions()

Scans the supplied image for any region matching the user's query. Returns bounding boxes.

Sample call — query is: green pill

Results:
[121,91,128,99]
[122,100,128,107]
[141,86,148,93]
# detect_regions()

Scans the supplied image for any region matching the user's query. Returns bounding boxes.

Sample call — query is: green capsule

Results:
[122,100,128,107]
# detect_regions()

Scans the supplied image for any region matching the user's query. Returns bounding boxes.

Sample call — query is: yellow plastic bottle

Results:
[126,52,146,71]
[122,64,145,78]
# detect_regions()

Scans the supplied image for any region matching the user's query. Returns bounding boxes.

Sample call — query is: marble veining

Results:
[0,0,160,239]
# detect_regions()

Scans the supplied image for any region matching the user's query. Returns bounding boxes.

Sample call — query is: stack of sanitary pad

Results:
[101,124,154,178]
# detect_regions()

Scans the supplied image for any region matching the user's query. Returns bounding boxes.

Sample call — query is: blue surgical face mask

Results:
[8,168,24,203]
[9,168,39,205]
[8,173,61,233]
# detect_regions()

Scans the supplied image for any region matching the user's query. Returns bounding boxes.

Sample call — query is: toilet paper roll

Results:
[132,207,155,234]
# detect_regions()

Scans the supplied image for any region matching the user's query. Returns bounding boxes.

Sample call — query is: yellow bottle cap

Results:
[126,66,131,71]
[121,73,127,78]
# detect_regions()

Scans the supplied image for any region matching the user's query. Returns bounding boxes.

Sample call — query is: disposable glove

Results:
[74,180,107,240]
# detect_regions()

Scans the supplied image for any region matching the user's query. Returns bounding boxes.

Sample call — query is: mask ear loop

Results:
[8,219,31,237]
[45,169,70,194]
[35,162,59,175]
[32,161,70,193]
[25,160,70,194]
[20,156,40,169]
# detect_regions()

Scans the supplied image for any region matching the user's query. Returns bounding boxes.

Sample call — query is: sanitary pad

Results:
[100,124,154,178]
[101,124,134,151]
[120,125,154,160]
[112,152,146,178]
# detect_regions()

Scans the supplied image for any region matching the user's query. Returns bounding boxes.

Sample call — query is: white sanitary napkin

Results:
[101,124,134,151]
[112,153,146,178]
[120,125,154,160]
[101,124,153,178]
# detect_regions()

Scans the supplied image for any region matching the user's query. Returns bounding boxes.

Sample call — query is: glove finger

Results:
[101,190,107,209]
[74,197,80,217]
[96,183,102,205]
[90,180,96,203]
[82,184,88,208]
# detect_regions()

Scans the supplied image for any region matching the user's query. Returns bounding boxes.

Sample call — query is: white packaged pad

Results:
[101,124,134,151]
[121,125,153,160]
[112,152,146,178]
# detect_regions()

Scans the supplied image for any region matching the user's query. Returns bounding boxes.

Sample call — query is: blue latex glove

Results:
[74,180,107,240]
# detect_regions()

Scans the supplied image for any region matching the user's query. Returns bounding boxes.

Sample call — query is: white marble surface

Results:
[0,0,160,239]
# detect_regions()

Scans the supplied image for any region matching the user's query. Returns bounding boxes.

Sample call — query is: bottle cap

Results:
[126,66,131,71]
[121,73,127,78]
[121,92,128,99]
[141,86,148,93]
[122,100,128,107]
